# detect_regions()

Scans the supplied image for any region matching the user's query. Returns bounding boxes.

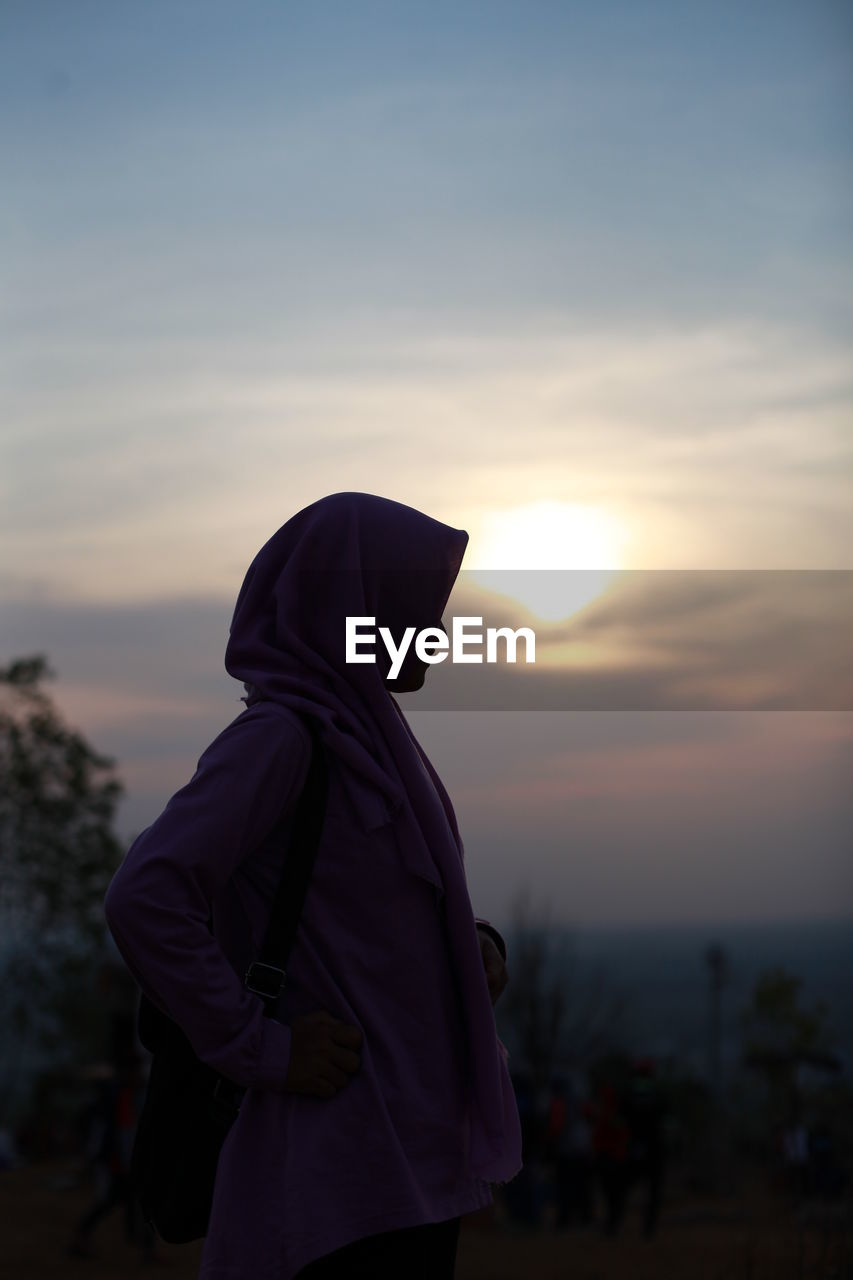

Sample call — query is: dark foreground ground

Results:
[4,1160,852,1280]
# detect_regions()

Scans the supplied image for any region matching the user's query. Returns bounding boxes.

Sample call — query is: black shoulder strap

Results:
[243,719,329,1014]
[136,716,328,1054]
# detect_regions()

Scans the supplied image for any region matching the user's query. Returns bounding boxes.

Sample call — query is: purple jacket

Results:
[104,699,517,1279]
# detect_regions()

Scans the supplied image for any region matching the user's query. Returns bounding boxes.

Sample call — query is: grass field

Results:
[3,1160,851,1279]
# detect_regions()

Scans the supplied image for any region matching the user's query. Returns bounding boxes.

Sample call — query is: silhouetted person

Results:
[590,1080,630,1236]
[782,1104,810,1203]
[547,1075,593,1228]
[103,494,522,1280]
[505,1071,540,1226]
[68,1053,157,1262]
[810,1122,847,1201]
[0,1127,17,1170]
[623,1058,666,1237]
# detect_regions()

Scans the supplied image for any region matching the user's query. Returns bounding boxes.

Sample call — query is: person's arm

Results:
[104,703,312,1093]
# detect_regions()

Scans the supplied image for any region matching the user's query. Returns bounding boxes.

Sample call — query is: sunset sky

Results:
[3,1,851,925]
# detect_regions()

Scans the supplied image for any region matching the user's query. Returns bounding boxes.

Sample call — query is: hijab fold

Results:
[224,492,522,1182]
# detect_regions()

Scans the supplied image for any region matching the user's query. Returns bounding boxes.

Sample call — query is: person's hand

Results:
[284,1010,363,1099]
[477,928,508,1006]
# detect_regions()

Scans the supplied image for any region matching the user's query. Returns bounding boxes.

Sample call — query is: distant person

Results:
[0,1127,18,1170]
[67,1053,157,1263]
[103,493,522,1280]
[546,1075,593,1228]
[623,1058,667,1237]
[505,1070,541,1227]
[590,1080,630,1236]
[810,1121,847,1201]
[782,1106,810,1202]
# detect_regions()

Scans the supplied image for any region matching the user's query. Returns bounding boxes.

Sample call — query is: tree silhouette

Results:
[498,887,625,1097]
[740,967,837,1125]
[0,654,125,1122]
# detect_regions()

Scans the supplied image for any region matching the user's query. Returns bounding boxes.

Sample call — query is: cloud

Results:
[402,570,853,710]
[3,585,852,873]
[410,709,853,925]
[3,322,852,605]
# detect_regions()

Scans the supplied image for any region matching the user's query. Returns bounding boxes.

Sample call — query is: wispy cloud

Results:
[4,323,851,604]
[2,580,849,924]
[407,570,853,710]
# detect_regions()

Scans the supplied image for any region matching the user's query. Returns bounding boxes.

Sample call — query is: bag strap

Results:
[243,718,329,1015]
[136,715,329,1056]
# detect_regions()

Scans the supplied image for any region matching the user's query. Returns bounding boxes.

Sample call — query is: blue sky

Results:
[5,1,851,325]
[2,1,851,924]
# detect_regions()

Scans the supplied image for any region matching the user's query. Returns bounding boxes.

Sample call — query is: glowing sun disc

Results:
[468,501,625,622]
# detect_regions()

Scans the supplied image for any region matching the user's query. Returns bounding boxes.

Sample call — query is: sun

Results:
[466,500,626,622]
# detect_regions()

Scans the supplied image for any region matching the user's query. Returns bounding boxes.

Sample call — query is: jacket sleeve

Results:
[474,918,507,962]
[104,702,312,1093]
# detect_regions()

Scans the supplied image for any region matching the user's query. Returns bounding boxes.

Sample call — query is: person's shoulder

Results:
[204,700,313,767]
[232,699,313,749]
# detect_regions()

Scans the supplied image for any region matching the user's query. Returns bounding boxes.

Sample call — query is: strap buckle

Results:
[244,961,286,1001]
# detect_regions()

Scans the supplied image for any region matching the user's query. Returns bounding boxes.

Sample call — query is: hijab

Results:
[224,492,522,1182]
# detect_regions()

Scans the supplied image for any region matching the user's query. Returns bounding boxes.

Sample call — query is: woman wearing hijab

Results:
[104,492,522,1279]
